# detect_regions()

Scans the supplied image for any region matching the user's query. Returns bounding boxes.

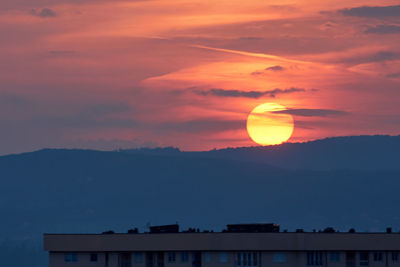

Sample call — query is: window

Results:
[192,252,201,267]
[392,252,399,262]
[120,253,132,267]
[135,253,143,263]
[90,254,98,262]
[204,252,211,263]
[236,252,258,266]
[219,252,228,263]
[307,252,323,266]
[252,252,258,266]
[346,251,355,267]
[273,253,287,263]
[330,252,340,262]
[168,252,176,263]
[374,252,383,262]
[360,252,369,266]
[181,252,189,262]
[64,253,78,262]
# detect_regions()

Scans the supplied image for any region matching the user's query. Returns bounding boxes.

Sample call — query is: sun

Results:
[246,103,294,146]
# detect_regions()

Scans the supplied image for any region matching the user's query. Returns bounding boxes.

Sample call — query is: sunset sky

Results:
[1,0,400,154]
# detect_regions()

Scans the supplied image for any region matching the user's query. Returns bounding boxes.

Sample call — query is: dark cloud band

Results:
[195,87,306,99]
[339,5,400,18]
[272,108,349,117]
[365,25,400,34]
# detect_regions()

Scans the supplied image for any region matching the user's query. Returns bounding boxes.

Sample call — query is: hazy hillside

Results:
[123,135,400,171]
[1,135,400,267]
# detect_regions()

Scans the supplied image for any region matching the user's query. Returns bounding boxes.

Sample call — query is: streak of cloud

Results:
[273,109,349,117]
[48,50,76,56]
[365,25,400,34]
[265,65,285,71]
[194,88,306,98]
[252,65,286,75]
[192,45,311,64]
[339,5,400,18]
[158,119,244,133]
[341,51,400,65]
[387,72,400,78]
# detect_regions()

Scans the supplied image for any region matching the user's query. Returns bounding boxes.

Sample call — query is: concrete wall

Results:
[44,233,400,252]
[49,251,400,267]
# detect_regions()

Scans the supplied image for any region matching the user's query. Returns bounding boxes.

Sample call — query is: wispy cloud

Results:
[365,25,400,34]
[48,50,76,56]
[194,88,306,99]
[252,65,286,75]
[0,93,31,107]
[387,72,400,78]
[192,45,310,64]
[158,119,244,133]
[339,5,400,18]
[341,51,400,65]
[265,65,285,71]
[272,108,349,117]
[30,8,57,18]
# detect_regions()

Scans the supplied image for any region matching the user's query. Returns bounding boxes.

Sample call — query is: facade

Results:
[44,224,400,267]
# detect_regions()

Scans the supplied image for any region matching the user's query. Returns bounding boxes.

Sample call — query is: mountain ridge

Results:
[121,134,400,171]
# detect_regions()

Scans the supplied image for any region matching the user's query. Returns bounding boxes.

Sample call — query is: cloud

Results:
[363,51,400,62]
[29,102,135,130]
[252,65,285,75]
[339,5,400,18]
[238,37,264,41]
[1,1,111,10]
[30,8,57,18]
[367,51,399,62]
[0,93,31,106]
[250,71,264,75]
[387,72,400,78]
[79,103,132,117]
[48,50,76,56]
[265,65,285,71]
[340,51,400,65]
[194,87,306,98]
[272,108,349,117]
[365,25,400,34]
[158,119,244,133]
[193,45,307,64]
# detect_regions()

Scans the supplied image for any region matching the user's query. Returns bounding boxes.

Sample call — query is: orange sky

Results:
[0,0,399,153]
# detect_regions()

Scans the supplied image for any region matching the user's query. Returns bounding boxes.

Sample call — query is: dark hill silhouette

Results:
[122,135,400,171]
[1,135,400,267]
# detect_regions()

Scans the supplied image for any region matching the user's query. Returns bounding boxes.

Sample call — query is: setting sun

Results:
[247,103,294,146]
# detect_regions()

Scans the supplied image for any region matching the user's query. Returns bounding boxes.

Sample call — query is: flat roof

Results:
[44,232,400,252]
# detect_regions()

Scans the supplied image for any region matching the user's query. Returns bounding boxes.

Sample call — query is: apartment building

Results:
[43,223,400,267]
